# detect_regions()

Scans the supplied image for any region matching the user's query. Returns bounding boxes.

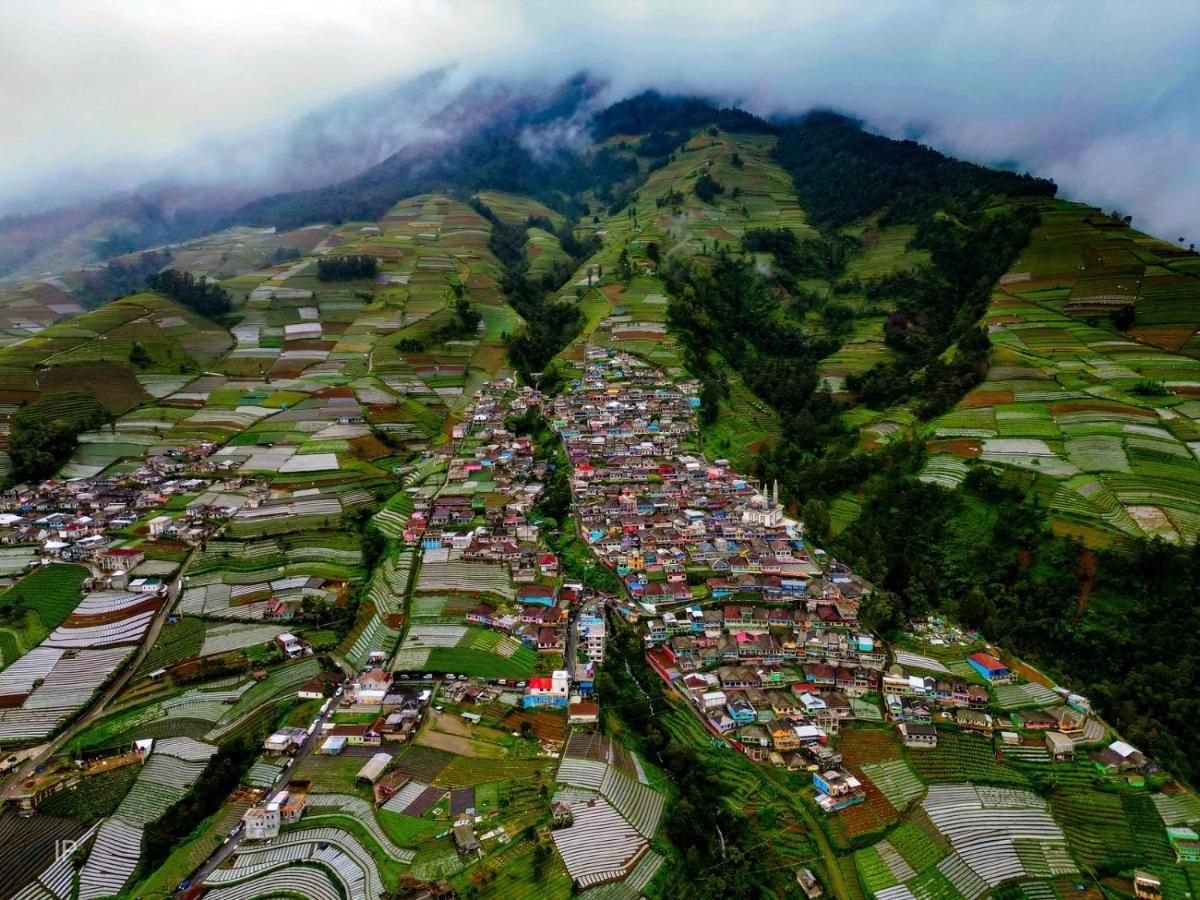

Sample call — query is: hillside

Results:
[0,90,1199,900]
[921,201,1200,545]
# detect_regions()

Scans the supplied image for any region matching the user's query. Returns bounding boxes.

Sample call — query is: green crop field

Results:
[926,201,1200,546]
[37,765,139,821]
[906,731,1030,787]
[0,563,88,659]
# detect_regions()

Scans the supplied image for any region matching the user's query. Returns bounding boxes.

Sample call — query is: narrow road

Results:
[175,690,339,895]
[1,544,200,800]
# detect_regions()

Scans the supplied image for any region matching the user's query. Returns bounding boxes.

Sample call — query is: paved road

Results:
[175,690,340,895]
[565,602,579,680]
[1,545,199,801]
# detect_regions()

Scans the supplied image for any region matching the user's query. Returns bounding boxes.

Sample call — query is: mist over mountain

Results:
[1,0,1197,283]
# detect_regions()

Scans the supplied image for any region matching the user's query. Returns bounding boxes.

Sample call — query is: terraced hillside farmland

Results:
[2,83,1200,900]
[923,201,1200,545]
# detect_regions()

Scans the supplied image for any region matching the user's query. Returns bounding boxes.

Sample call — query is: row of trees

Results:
[597,623,797,897]
[141,734,259,876]
[146,269,232,318]
[316,254,377,281]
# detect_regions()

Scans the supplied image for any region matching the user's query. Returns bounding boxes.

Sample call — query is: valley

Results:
[0,95,1196,900]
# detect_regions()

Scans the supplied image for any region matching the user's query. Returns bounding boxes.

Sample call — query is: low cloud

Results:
[1,0,1197,242]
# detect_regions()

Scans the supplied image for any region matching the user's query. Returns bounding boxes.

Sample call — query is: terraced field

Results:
[926,202,1200,545]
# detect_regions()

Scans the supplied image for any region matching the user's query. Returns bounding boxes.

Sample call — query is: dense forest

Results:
[773,110,1056,227]
[232,77,641,230]
[316,254,378,281]
[76,250,172,309]
[146,269,232,318]
[7,395,111,486]
[828,457,1200,787]
[474,200,599,380]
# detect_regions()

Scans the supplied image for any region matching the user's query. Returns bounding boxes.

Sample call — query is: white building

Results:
[576,608,606,664]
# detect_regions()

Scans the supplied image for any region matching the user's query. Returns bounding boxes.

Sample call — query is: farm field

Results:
[926,201,1200,546]
[0,563,88,661]
[3,95,1200,900]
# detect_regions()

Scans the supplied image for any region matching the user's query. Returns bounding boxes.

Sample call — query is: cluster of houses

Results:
[547,351,871,611]
[267,668,437,754]
[0,446,266,582]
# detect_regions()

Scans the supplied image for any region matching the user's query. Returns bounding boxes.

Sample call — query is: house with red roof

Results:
[966,652,1010,683]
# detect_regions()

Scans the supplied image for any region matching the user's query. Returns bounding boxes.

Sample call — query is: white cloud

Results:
[1,0,1197,241]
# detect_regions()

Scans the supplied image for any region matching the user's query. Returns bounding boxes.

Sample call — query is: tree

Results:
[958,588,995,630]
[1112,304,1135,330]
[802,499,831,543]
[694,173,725,203]
[531,841,552,880]
[128,341,151,368]
[146,269,232,317]
[316,255,378,281]
[860,589,903,637]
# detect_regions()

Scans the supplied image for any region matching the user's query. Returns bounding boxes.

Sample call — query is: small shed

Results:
[320,735,347,755]
[1044,731,1076,762]
[356,752,393,784]
[453,821,479,855]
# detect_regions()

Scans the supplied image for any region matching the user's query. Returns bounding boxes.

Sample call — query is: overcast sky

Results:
[2,0,1198,240]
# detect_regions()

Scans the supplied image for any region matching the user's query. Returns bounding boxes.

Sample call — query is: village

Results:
[0,310,1192,900]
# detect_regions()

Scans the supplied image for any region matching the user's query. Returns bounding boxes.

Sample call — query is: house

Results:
[320,735,347,755]
[524,670,570,708]
[275,632,307,658]
[955,709,994,736]
[242,804,281,840]
[738,724,771,761]
[242,790,306,840]
[1167,827,1200,864]
[537,626,565,654]
[1013,709,1057,730]
[577,609,606,664]
[796,868,824,899]
[98,548,144,572]
[263,726,307,754]
[966,652,1009,682]
[1090,739,1150,773]
[898,723,938,749]
[264,598,295,621]
[516,584,557,607]
[329,721,382,746]
[1133,871,1162,900]
[568,700,599,725]
[466,604,496,626]
[771,725,801,751]
[1044,731,1076,762]
[297,672,343,700]
[350,668,391,704]
[453,822,480,856]
[726,696,756,726]
[812,769,865,812]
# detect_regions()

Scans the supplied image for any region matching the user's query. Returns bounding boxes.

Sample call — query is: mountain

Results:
[2,84,1200,900]
[0,67,463,283]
